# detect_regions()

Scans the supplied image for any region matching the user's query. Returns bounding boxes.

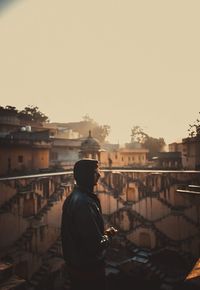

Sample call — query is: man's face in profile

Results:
[93,166,101,186]
[74,159,100,189]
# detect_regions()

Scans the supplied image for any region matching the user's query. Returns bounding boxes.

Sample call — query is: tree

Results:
[18,106,49,123]
[144,136,166,159]
[80,116,110,143]
[188,112,200,137]
[0,105,18,115]
[92,125,110,143]
[130,125,166,159]
[0,105,49,123]
[131,126,148,143]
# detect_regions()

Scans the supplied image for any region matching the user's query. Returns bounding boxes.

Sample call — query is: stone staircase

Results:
[27,238,66,290]
[0,261,27,289]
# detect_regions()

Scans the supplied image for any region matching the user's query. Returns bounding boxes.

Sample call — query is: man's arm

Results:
[73,201,110,256]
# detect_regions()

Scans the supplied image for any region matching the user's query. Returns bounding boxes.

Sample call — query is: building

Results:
[182,135,200,170]
[0,109,51,135]
[169,142,183,153]
[44,123,81,140]
[0,129,51,176]
[50,138,82,170]
[78,131,149,168]
[45,123,83,170]
[153,152,182,169]
[43,123,84,170]
[100,148,149,168]
[169,136,200,170]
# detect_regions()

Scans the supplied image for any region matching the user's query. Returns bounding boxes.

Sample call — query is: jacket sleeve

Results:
[73,200,110,257]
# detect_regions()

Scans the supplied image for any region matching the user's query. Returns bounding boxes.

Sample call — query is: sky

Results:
[0,0,200,145]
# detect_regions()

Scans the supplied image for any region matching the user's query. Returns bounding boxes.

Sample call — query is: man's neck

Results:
[76,184,94,194]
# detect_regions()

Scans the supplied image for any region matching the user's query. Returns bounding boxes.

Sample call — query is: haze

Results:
[0,0,200,145]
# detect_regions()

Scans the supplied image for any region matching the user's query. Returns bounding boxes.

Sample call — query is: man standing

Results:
[61,159,117,290]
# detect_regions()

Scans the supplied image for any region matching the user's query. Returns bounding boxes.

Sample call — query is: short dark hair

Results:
[73,159,98,186]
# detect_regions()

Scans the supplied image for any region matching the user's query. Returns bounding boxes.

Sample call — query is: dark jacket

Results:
[61,186,109,268]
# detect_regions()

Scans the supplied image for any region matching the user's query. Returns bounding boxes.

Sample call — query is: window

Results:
[18,155,23,163]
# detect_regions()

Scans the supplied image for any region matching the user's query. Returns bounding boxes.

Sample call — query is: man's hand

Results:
[104,226,118,238]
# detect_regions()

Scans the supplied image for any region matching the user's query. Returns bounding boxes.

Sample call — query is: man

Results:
[61,158,117,290]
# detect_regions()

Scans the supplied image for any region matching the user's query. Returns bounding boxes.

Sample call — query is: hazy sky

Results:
[1,0,200,145]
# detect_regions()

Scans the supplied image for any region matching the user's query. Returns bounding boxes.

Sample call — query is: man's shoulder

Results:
[63,188,89,208]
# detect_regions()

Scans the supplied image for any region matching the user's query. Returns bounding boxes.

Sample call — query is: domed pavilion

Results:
[79,130,101,160]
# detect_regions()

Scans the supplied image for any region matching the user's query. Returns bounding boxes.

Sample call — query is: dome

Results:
[80,131,101,152]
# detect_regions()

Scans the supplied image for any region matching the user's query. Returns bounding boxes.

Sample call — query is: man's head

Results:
[73,159,100,190]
